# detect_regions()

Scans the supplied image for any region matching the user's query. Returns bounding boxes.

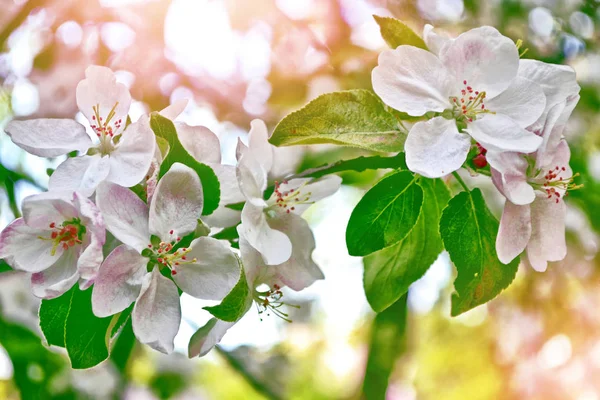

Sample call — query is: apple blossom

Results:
[189,220,324,358]
[489,97,581,271]
[5,66,156,196]
[0,191,105,299]
[235,120,342,265]
[91,163,240,353]
[372,26,545,178]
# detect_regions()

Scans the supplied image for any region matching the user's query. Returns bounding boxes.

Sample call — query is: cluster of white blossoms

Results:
[372,25,581,272]
[0,66,341,355]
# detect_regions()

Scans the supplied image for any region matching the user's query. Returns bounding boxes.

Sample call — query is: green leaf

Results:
[204,263,250,322]
[39,289,74,348]
[373,15,427,50]
[0,260,12,273]
[150,112,220,215]
[440,189,519,316]
[363,178,450,312]
[346,171,423,257]
[361,294,408,400]
[269,90,406,152]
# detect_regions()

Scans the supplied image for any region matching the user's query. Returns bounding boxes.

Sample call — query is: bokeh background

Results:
[1,0,600,399]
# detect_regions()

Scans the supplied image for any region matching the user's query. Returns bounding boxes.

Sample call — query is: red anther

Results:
[175,262,180,266]
[51,232,58,239]
[468,118,473,122]
[169,230,174,235]
[67,240,75,247]
[92,116,96,120]
[473,154,488,168]
[62,243,69,250]
[286,210,290,213]
[49,222,56,228]
[177,237,181,241]
[463,80,467,85]
[475,91,479,95]
[481,105,485,109]
[148,244,152,248]
[182,256,187,260]
[171,270,177,275]
[556,198,560,203]
[157,258,163,263]
[291,207,295,211]
[562,167,566,171]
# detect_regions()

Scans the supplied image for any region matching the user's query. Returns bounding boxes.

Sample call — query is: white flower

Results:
[489,96,580,271]
[0,191,105,299]
[91,163,239,353]
[5,66,156,195]
[235,120,342,265]
[188,222,324,358]
[372,26,545,178]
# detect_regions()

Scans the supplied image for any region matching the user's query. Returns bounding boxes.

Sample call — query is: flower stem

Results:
[452,171,470,193]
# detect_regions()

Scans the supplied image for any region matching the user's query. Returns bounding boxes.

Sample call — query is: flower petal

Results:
[248,119,273,173]
[405,117,470,178]
[527,194,567,271]
[440,26,519,98]
[76,65,131,135]
[496,201,531,264]
[535,97,578,170]
[106,115,156,187]
[486,76,546,128]
[467,114,542,153]
[172,237,240,300]
[202,164,244,228]
[0,218,62,272]
[49,155,111,197]
[372,45,454,116]
[271,175,342,215]
[423,24,452,56]
[31,249,79,299]
[188,318,236,358]
[239,203,292,265]
[236,152,268,207]
[95,182,150,252]
[22,191,78,230]
[77,234,104,284]
[268,213,324,291]
[4,118,91,157]
[159,99,188,120]
[132,267,181,354]
[149,163,203,241]
[487,151,535,205]
[177,123,221,164]
[73,192,106,244]
[91,245,147,317]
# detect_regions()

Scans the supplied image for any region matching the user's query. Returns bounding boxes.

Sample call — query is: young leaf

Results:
[150,112,220,216]
[363,178,450,312]
[440,189,519,316]
[346,171,423,257]
[270,90,406,152]
[39,288,75,347]
[203,264,250,322]
[373,15,428,50]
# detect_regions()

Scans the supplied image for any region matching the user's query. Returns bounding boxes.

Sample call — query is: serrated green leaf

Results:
[270,90,405,152]
[346,171,423,257]
[150,112,220,216]
[373,15,427,50]
[204,263,249,322]
[440,189,519,316]
[363,178,450,312]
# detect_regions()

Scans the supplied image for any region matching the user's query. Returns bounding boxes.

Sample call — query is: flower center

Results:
[146,230,197,276]
[40,218,86,256]
[268,180,314,214]
[89,102,123,155]
[533,165,582,203]
[450,80,493,123]
[253,284,298,323]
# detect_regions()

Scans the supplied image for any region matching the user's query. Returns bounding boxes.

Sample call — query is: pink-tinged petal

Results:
[240,203,292,265]
[268,213,324,291]
[535,98,579,170]
[238,233,271,285]
[188,318,237,358]
[550,140,572,177]
[440,26,519,98]
[527,194,567,272]
[486,76,546,128]
[372,45,454,116]
[202,164,244,228]
[423,24,452,56]
[172,237,239,300]
[132,267,181,354]
[149,163,203,241]
[77,234,104,283]
[248,119,273,173]
[49,155,111,197]
[176,122,221,164]
[4,118,92,157]
[405,117,470,178]
[236,152,268,207]
[31,249,79,299]
[106,115,156,187]
[0,218,63,272]
[22,191,78,230]
[76,65,131,135]
[95,182,150,252]
[272,175,342,215]
[518,59,580,131]
[73,192,105,243]
[487,151,535,205]
[467,114,542,153]
[496,201,531,264]
[91,245,147,317]
[159,99,189,120]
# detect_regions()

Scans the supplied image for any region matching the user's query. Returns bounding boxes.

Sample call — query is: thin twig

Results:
[452,171,470,192]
